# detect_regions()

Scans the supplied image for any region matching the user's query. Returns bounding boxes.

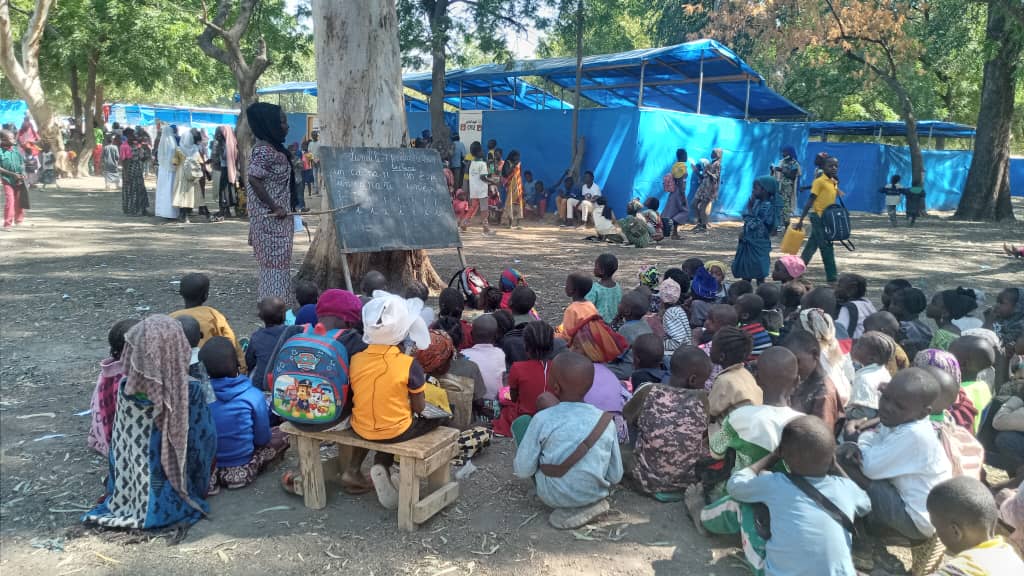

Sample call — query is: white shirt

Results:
[849,363,891,410]
[467,160,489,199]
[593,208,617,235]
[461,343,506,400]
[857,419,952,536]
[307,140,321,160]
[581,182,602,198]
[837,299,877,339]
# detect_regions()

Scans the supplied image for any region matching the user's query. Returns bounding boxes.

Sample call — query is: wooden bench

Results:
[280,422,460,531]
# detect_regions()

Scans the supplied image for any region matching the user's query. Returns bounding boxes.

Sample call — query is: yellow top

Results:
[350,344,421,441]
[937,537,1024,576]
[671,161,688,179]
[810,174,838,216]
[169,306,246,371]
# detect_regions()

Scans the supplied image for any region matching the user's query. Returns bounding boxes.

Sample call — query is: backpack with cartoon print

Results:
[269,324,350,430]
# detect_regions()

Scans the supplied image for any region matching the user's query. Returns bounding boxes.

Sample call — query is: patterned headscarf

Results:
[500,268,526,293]
[121,315,202,513]
[658,278,681,305]
[913,348,962,385]
[415,330,455,375]
[703,260,727,278]
[638,265,660,288]
[691,267,719,300]
[778,255,806,279]
[799,308,844,367]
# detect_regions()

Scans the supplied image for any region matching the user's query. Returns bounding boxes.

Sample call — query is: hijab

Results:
[711,148,723,162]
[219,126,238,184]
[691,267,719,301]
[913,348,962,384]
[755,175,778,197]
[781,146,796,159]
[178,128,198,158]
[158,124,176,167]
[121,315,203,513]
[246,102,288,156]
[800,307,853,404]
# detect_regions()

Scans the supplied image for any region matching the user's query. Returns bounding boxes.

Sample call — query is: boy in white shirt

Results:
[571,170,601,226]
[837,367,952,541]
[463,141,491,235]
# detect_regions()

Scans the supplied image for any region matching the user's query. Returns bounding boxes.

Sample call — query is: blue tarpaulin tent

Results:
[807,120,976,139]
[0,100,28,128]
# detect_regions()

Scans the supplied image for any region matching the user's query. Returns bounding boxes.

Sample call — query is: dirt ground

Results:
[0,176,1021,576]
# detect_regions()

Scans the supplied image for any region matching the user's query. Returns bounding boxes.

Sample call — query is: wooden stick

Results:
[261,203,360,218]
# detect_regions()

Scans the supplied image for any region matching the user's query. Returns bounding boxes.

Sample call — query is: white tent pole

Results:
[489,86,493,110]
[638,60,647,107]
[744,78,750,120]
[697,56,704,115]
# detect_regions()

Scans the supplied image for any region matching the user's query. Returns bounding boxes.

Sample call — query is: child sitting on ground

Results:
[928,288,980,350]
[708,326,761,422]
[609,290,655,379]
[863,311,911,375]
[557,271,600,337]
[437,287,473,350]
[881,279,912,311]
[462,314,507,405]
[629,334,669,386]
[659,274,693,359]
[771,254,806,284]
[845,331,896,421]
[726,416,871,576]
[245,297,288,390]
[950,335,996,432]
[586,253,622,324]
[169,272,245,371]
[494,321,556,437]
[735,293,772,360]
[726,280,753,306]
[513,351,623,529]
[927,476,1024,575]
[288,280,319,326]
[782,330,844,433]
[587,197,623,243]
[837,367,952,541]
[405,280,434,325]
[351,291,441,509]
[87,319,140,456]
[835,273,876,339]
[914,349,978,432]
[177,315,205,380]
[688,267,720,332]
[756,283,784,338]
[359,270,387,305]
[780,280,808,327]
[889,286,933,357]
[697,304,740,389]
[625,346,711,499]
[201,337,289,492]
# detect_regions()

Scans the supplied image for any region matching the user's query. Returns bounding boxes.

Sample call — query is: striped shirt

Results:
[741,322,773,360]
[662,306,692,353]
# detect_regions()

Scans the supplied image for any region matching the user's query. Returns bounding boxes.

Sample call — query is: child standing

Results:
[169,272,245,371]
[350,291,440,509]
[245,297,288,390]
[835,273,876,339]
[837,368,952,541]
[731,176,777,284]
[735,293,772,360]
[585,253,622,324]
[625,346,711,498]
[880,174,904,227]
[513,352,623,529]
[87,319,140,456]
[950,335,996,432]
[845,331,895,421]
[726,416,871,576]
[463,141,491,234]
[927,476,1024,575]
[493,321,555,437]
[201,337,288,491]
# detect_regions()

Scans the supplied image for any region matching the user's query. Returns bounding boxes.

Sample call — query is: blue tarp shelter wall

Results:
[476,107,808,218]
[1012,157,1024,197]
[280,111,456,148]
[108,103,239,139]
[808,120,976,139]
[803,142,974,212]
[0,100,28,127]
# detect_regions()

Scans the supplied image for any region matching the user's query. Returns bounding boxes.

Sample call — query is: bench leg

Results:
[427,460,451,492]
[296,435,327,510]
[397,459,421,531]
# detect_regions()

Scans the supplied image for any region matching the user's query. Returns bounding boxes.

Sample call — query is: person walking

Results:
[661,148,689,239]
[245,103,295,302]
[0,129,27,229]
[693,148,722,232]
[794,155,841,284]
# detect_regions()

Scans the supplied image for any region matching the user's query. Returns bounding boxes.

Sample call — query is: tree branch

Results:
[454,0,529,33]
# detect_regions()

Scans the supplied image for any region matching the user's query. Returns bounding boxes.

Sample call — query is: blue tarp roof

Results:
[428,39,807,120]
[0,99,28,127]
[108,103,239,133]
[808,120,976,138]
[255,77,571,111]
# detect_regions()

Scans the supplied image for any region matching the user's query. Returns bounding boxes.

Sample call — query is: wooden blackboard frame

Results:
[319,146,464,255]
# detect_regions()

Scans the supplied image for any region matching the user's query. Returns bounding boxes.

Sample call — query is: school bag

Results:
[937,419,984,480]
[662,173,676,193]
[448,267,489,303]
[822,196,855,251]
[268,324,350,429]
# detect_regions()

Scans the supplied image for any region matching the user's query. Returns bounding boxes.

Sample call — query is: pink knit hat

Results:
[778,255,806,279]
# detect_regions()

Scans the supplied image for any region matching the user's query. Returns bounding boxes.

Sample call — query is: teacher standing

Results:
[245,103,294,302]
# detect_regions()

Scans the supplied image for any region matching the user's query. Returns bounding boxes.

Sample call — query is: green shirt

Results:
[0,146,25,186]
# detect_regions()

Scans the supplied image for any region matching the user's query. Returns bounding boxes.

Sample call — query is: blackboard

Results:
[319,146,462,253]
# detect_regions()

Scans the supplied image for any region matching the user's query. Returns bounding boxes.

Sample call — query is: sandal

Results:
[340,472,374,495]
[280,470,304,496]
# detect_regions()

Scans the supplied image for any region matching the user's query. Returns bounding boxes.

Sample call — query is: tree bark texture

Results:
[77,52,99,175]
[297,0,444,293]
[0,0,63,153]
[427,0,452,160]
[956,2,1022,221]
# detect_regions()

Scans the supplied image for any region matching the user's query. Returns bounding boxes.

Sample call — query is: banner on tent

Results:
[459,111,483,145]
[319,146,462,253]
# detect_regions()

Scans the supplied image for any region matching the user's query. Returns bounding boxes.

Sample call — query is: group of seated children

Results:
[85,261,1024,572]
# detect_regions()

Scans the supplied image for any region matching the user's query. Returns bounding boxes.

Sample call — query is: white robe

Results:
[155,164,178,218]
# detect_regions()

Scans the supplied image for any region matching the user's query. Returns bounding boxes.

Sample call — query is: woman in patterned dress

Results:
[83,315,216,530]
[245,103,294,303]
[121,134,149,216]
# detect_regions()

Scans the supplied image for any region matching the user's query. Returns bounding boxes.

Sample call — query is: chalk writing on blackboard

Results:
[319,146,462,254]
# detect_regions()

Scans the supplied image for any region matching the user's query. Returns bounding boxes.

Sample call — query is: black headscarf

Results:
[246,101,301,209]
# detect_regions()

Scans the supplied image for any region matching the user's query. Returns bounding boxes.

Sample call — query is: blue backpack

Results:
[269,325,350,428]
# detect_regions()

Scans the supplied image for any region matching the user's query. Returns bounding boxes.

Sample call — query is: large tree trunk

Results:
[427,1,452,160]
[956,2,1022,221]
[77,52,99,175]
[0,0,63,154]
[235,81,256,185]
[70,65,83,128]
[298,0,444,293]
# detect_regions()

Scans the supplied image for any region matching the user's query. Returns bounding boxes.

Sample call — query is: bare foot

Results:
[340,470,373,494]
